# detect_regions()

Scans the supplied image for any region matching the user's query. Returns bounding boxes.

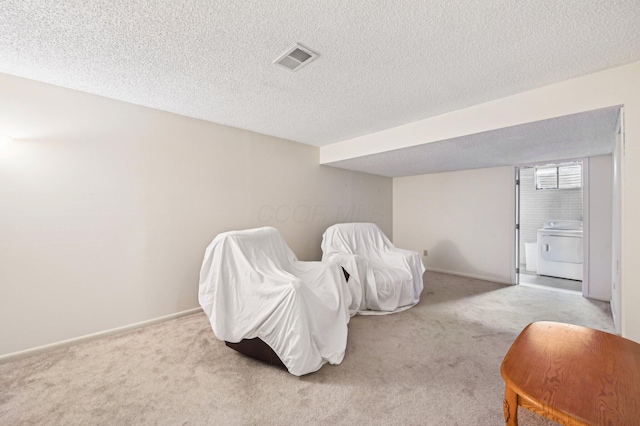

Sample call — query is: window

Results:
[535,163,582,190]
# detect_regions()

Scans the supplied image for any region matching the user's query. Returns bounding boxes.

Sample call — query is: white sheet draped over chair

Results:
[199,227,351,376]
[321,223,425,315]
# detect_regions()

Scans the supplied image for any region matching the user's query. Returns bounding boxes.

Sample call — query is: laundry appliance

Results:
[537,220,583,281]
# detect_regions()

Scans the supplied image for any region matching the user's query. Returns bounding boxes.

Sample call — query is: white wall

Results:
[324,61,640,343]
[0,73,392,356]
[393,166,514,284]
[588,155,613,300]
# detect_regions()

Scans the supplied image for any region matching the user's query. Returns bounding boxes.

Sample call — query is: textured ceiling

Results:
[1,1,639,149]
[325,107,621,177]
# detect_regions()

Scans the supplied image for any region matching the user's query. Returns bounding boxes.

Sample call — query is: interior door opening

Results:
[515,160,587,295]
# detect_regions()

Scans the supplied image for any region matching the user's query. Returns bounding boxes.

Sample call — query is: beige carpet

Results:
[0,272,614,425]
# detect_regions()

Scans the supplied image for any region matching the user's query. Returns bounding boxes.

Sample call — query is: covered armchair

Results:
[321,223,425,315]
[199,227,351,376]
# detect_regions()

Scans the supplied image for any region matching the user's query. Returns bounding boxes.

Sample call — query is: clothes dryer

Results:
[537,220,583,281]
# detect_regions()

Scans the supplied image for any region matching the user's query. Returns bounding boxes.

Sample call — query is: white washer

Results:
[537,220,583,281]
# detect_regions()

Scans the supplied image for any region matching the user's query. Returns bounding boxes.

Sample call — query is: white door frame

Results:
[513,158,590,296]
[611,107,624,333]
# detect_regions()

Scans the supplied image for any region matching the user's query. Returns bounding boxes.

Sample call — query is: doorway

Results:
[515,159,587,294]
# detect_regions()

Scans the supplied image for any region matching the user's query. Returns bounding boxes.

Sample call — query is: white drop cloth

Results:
[321,223,425,315]
[199,227,351,376]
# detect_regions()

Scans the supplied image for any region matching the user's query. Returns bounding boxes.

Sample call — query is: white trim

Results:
[611,106,624,335]
[512,166,519,285]
[424,267,512,285]
[582,158,591,298]
[0,307,203,364]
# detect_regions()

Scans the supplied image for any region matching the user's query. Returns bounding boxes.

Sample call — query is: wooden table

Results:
[500,321,640,425]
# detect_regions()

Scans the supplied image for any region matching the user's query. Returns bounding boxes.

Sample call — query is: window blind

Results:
[535,163,582,190]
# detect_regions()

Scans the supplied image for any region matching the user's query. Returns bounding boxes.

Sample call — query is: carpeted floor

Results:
[0,271,614,425]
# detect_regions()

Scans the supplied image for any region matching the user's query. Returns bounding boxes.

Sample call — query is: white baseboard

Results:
[424,267,512,285]
[0,307,203,364]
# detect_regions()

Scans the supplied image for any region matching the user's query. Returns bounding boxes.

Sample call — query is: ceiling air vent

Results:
[274,44,318,72]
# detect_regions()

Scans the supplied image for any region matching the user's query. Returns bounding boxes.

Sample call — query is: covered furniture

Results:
[501,321,640,425]
[321,222,425,315]
[199,227,351,376]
